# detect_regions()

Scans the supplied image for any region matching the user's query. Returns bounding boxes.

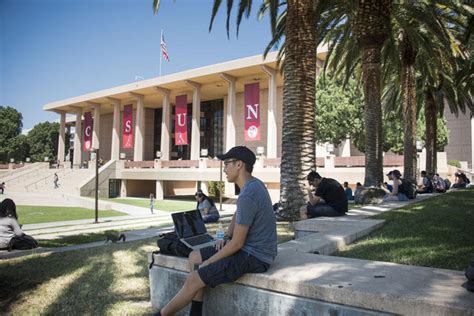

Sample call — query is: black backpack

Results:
[156,232,192,257]
[401,178,417,199]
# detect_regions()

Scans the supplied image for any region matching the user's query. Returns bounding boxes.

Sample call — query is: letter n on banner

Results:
[83,112,93,151]
[244,82,260,141]
[122,104,133,149]
[175,95,188,145]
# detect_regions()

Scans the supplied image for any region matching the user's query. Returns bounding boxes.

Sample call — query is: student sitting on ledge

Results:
[299,171,348,220]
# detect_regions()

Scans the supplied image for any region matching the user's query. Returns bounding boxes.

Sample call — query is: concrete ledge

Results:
[149,249,474,315]
[284,218,385,255]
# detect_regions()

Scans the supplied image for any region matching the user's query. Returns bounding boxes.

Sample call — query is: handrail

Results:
[24,166,72,192]
[2,163,50,184]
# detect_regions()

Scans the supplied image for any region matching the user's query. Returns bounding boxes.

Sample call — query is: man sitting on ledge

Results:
[299,171,348,220]
[155,146,277,316]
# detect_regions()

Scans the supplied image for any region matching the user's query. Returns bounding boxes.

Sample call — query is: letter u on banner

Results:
[83,112,93,151]
[122,104,133,149]
[244,82,261,141]
[175,95,188,145]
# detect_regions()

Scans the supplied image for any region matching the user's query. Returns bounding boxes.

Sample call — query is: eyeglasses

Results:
[223,159,238,167]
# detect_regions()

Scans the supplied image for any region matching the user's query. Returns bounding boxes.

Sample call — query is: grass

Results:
[103,198,197,212]
[0,238,158,315]
[335,189,474,271]
[0,218,294,315]
[15,205,126,225]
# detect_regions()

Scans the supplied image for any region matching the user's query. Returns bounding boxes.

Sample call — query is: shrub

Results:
[208,181,224,197]
[448,160,461,168]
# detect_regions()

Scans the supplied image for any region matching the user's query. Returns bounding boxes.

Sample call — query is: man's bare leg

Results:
[160,271,206,316]
[188,250,205,301]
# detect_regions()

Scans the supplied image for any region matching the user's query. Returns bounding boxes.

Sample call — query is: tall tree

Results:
[27,122,60,162]
[353,0,392,187]
[0,106,23,163]
[154,0,328,219]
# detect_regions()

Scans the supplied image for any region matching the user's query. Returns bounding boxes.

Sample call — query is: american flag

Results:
[161,34,170,62]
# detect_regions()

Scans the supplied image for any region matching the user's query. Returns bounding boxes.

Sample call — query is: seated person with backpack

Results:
[299,171,348,219]
[195,190,220,223]
[383,170,410,201]
[417,170,434,194]
[0,198,38,251]
[432,173,446,193]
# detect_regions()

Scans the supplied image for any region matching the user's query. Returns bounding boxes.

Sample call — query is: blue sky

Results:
[0,0,273,130]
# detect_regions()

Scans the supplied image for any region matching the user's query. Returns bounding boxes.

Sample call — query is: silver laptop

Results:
[171,210,216,250]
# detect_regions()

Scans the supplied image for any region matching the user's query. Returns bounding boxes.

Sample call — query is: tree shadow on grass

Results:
[0,238,157,315]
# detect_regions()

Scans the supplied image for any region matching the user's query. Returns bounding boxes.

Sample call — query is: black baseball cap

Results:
[217,146,256,166]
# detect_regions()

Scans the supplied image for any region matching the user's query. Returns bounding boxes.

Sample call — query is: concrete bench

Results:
[149,217,474,315]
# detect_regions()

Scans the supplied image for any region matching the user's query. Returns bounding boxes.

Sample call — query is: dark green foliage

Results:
[0,106,23,162]
[27,122,60,162]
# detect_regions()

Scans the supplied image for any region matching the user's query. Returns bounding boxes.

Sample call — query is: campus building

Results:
[44,47,469,201]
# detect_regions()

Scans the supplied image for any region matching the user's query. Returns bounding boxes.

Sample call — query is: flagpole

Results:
[159,29,163,76]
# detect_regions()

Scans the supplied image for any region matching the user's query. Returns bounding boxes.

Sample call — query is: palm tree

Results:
[153,0,329,219]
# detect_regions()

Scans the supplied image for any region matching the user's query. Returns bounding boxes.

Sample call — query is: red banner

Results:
[244,82,261,141]
[83,112,93,151]
[122,104,133,149]
[175,95,188,145]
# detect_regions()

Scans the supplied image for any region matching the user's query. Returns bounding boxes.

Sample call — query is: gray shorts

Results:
[197,246,269,288]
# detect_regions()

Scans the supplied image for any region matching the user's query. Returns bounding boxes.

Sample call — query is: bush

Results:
[448,159,461,168]
[208,181,224,197]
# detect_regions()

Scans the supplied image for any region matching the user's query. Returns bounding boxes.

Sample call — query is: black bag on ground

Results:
[401,178,417,199]
[8,234,38,251]
[157,232,192,257]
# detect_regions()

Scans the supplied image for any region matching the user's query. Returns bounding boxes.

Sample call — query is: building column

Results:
[185,80,201,160]
[108,98,121,161]
[73,108,83,168]
[156,87,171,160]
[220,73,236,152]
[262,65,278,158]
[57,111,66,163]
[156,180,164,200]
[91,103,101,150]
[131,93,145,161]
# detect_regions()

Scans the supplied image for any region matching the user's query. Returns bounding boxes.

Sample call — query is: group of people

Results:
[0,198,38,251]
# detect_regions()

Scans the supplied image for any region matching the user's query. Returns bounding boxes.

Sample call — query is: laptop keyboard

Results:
[185,235,214,246]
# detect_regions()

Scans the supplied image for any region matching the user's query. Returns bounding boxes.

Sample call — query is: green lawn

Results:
[335,189,474,271]
[0,238,158,315]
[15,205,126,225]
[0,218,294,315]
[104,198,197,212]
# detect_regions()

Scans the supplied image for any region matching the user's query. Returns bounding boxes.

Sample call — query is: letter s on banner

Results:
[83,112,93,151]
[123,104,133,149]
[244,83,260,141]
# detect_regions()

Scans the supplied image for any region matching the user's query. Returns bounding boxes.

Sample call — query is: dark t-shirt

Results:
[315,178,348,214]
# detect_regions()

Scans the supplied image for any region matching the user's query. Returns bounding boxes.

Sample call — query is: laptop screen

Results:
[172,210,207,239]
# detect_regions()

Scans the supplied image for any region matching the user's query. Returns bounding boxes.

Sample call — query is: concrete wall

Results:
[444,107,473,169]
[79,160,119,198]
[164,180,196,196]
[125,179,156,197]
[149,265,391,316]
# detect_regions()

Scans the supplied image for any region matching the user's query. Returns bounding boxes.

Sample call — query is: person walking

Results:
[53,173,59,189]
[150,193,155,214]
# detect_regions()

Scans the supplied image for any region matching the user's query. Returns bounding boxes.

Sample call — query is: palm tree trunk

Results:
[424,89,437,174]
[279,0,317,219]
[401,32,417,183]
[355,0,391,187]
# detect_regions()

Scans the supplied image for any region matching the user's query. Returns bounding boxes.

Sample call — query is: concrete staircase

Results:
[5,166,94,195]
